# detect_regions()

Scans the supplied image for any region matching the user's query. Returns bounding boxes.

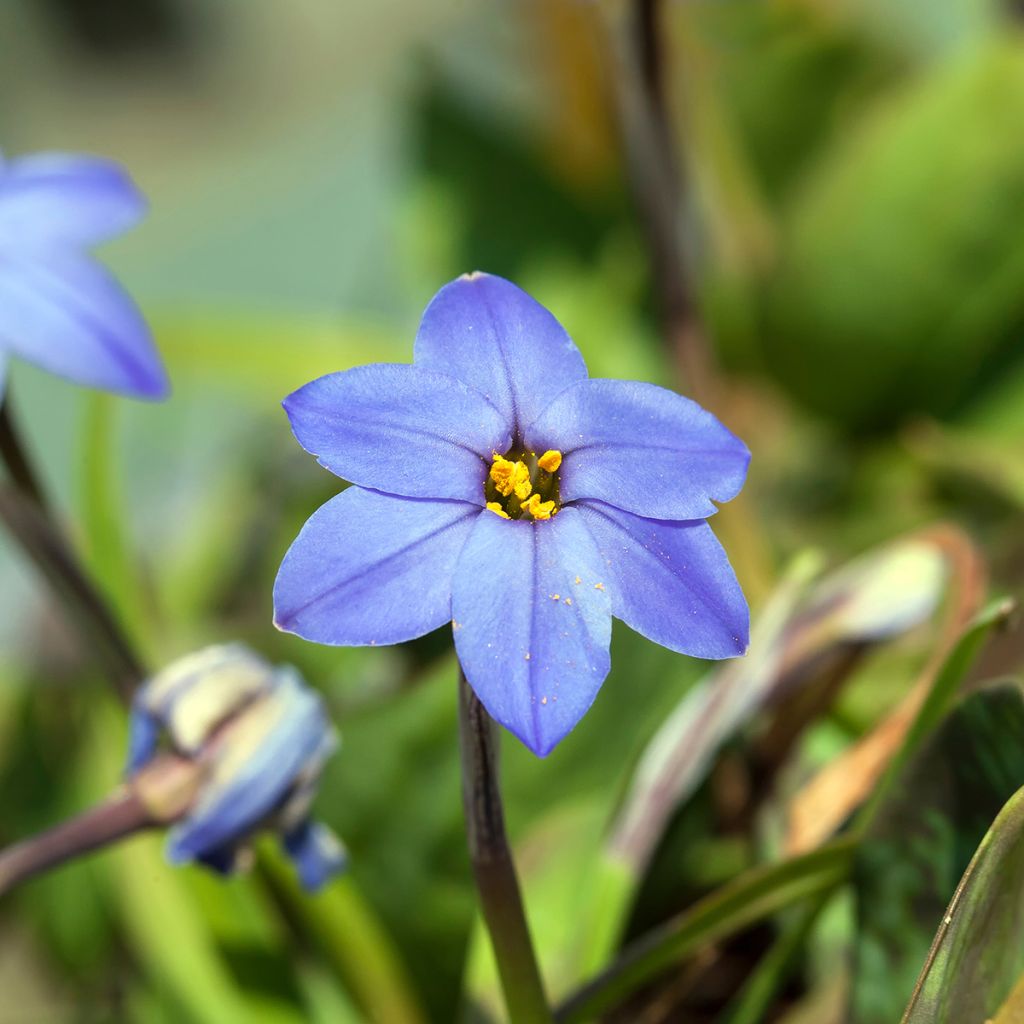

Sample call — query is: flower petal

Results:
[284,364,510,502]
[124,703,162,775]
[0,152,145,247]
[0,253,168,398]
[451,507,611,757]
[274,486,480,646]
[414,272,587,435]
[577,500,748,659]
[167,673,329,865]
[527,379,750,520]
[282,820,348,891]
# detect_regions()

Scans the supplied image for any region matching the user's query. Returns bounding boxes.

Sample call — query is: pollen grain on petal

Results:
[486,501,510,520]
[538,449,562,473]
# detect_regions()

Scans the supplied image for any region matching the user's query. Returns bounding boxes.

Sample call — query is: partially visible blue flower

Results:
[126,644,345,890]
[274,272,750,757]
[0,150,167,399]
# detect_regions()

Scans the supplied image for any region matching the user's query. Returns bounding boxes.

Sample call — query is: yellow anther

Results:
[521,493,556,520]
[538,450,562,473]
[486,501,510,520]
[513,461,533,501]
[490,454,516,497]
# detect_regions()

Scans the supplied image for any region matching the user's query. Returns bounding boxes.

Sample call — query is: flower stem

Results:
[0,393,48,510]
[0,787,152,898]
[0,482,145,703]
[0,387,146,703]
[600,0,714,401]
[457,669,552,1024]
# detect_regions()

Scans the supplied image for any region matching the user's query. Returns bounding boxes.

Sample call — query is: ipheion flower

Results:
[0,150,167,399]
[275,272,750,756]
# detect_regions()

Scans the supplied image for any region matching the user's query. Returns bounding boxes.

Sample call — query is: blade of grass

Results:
[554,837,856,1024]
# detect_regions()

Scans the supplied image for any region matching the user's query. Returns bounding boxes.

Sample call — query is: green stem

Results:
[458,669,552,1024]
[554,837,855,1024]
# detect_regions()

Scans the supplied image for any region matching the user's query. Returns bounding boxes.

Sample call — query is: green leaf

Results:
[764,41,1024,427]
[554,838,856,1024]
[901,774,1024,1023]
[77,393,151,655]
[854,684,1024,1023]
[257,844,425,1024]
[855,597,1016,830]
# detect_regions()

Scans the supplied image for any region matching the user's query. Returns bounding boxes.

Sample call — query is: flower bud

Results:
[125,644,345,890]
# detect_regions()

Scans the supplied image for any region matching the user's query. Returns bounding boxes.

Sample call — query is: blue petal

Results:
[282,820,347,891]
[0,253,168,399]
[577,500,749,658]
[194,844,242,876]
[527,379,749,520]
[284,364,509,502]
[167,674,329,864]
[452,507,612,756]
[274,486,480,646]
[124,701,162,776]
[0,152,145,248]
[413,273,587,436]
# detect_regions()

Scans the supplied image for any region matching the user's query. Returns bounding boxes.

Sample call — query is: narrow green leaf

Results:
[854,683,1024,1022]
[855,597,1016,833]
[901,778,1024,1023]
[554,838,856,1024]
[258,843,426,1024]
[77,393,149,652]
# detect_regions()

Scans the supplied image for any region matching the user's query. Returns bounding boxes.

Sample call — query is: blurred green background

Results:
[1,1,1023,1021]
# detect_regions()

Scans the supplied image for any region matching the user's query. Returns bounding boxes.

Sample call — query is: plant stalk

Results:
[458,669,552,1024]
[0,788,152,897]
[0,483,145,703]
[0,395,48,510]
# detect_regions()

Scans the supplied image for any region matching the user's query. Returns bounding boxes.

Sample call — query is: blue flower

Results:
[126,644,346,891]
[274,272,750,756]
[0,150,168,399]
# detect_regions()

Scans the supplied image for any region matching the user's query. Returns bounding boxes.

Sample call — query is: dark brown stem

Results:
[0,483,145,703]
[458,670,552,1024]
[603,0,714,401]
[0,394,48,509]
[0,788,152,897]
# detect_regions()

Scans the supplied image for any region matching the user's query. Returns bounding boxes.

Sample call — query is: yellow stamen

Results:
[513,461,533,501]
[490,454,516,497]
[520,493,556,520]
[538,450,562,473]
[486,501,510,520]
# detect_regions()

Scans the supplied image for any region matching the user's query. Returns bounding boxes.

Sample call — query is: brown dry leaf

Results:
[784,523,986,856]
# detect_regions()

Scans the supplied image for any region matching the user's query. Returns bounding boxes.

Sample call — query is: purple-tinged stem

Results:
[458,669,552,1024]
[0,788,152,897]
[600,0,714,402]
[0,482,144,703]
[0,393,48,510]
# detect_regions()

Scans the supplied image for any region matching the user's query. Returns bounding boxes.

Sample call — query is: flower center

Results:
[485,448,563,521]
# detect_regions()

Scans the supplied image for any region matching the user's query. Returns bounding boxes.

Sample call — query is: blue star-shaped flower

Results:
[0,150,168,399]
[274,272,750,756]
